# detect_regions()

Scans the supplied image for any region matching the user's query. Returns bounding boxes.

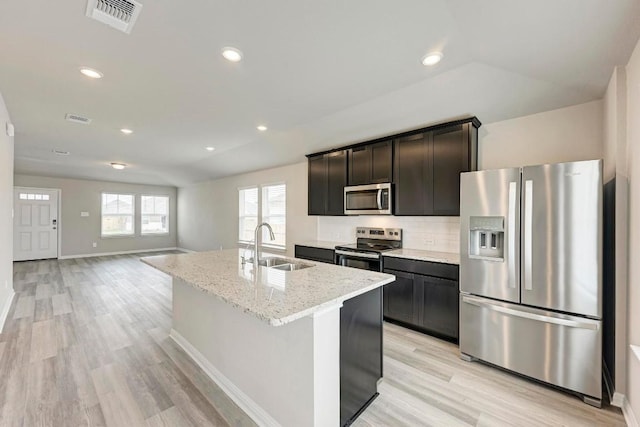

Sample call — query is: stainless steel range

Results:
[335,227,402,271]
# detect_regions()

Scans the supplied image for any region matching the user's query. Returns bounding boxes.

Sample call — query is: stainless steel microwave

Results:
[344,183,392,215]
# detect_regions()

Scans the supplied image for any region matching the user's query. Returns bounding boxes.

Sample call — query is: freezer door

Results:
[460,168,521,303]
[460,295,602,400]
[521,160,602,317]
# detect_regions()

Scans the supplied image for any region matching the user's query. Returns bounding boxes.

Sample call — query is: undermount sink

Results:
[258,257,290,267]
[270,262,313,271]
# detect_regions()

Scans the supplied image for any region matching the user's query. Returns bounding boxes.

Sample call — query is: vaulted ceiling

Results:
[1,0,639,186]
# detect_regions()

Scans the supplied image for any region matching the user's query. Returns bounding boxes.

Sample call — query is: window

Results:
[141,195,169,234]
[101,193,134,236]
[239,187,259,243]
[262,184,286,248]
[238,184,286,249]
[19,193,50,200]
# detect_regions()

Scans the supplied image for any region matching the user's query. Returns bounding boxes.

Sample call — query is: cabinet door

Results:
[432,124,469,215]
[348,146,371,186]
[383,269,415,324]
[308,155,327,215]
[371,140,392,183]
[418,275,459,339]
[326,150,347,215]
[394,133,432,215]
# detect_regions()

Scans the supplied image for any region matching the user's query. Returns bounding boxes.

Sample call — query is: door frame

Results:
[14,186,62,260]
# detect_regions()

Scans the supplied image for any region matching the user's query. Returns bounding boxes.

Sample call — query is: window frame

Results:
[100,192,136,238]
[140,194,170,236]
[238,182,287,251]
[238,186,259,245]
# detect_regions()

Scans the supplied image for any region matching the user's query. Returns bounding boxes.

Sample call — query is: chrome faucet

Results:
[253,222,276,269]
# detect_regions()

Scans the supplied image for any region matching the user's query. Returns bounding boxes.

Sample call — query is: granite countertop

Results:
[295,240,350,250]
[384,248,460,265]
[142,249,394,327]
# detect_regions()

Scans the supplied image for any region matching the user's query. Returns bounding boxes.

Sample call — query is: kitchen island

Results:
[142,249,394,427]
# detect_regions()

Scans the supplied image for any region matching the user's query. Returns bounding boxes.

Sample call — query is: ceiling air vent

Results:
[85,0,143,34]
[65,113,92,125]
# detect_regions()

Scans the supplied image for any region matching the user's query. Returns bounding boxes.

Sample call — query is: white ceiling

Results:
[1,0,639,186]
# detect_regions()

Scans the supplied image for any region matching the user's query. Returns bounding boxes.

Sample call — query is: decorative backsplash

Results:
[317,216,460,254]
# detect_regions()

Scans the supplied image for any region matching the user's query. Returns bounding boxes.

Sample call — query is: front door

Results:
[13,187,59,261]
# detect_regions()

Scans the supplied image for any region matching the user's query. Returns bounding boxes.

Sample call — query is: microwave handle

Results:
[377,189,382,210]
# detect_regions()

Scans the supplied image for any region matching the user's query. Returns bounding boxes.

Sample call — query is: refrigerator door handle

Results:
[461,296,599,330]
[523,179,533,291]
[508,181,517,289]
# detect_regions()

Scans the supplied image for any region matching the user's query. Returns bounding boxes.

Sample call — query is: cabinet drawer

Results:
[294,245,335,264]
[383,256,458,280]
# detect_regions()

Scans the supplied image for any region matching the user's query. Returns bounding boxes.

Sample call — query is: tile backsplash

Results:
[317,216,460,254]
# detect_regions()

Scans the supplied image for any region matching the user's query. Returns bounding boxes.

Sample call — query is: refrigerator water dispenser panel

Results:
[469,216,505,261]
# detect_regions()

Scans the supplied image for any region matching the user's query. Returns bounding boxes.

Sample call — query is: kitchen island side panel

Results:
[171,278,340,427]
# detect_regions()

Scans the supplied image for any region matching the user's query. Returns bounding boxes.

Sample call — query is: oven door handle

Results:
[335,249,380,260]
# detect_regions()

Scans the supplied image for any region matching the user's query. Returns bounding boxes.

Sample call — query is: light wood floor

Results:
[4,254,626,427]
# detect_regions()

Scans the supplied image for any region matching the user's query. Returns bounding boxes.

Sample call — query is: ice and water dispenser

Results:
[468,216,505,261]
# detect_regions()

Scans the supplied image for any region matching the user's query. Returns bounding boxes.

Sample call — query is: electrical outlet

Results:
[426,239,435,245]
[92,242,97,248]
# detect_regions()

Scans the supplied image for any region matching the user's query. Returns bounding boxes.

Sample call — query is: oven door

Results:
[335,250,381,271]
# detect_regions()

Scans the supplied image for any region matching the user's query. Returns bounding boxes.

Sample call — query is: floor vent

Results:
[86,0,143,34]
[65,114,92,125]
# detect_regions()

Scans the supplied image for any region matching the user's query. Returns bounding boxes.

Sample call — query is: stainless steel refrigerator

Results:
[459,159,603,406]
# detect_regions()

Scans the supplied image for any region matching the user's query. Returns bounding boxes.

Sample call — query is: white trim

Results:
[611,392,625,408]
[176,247,196,253]
[58,247,178,260]
[170,328,281,427]
[0,291,16,333]
[622,395,639,427]
[632,344,640,362]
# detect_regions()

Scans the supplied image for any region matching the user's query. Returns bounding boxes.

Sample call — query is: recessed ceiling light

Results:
[205,146,215,151]
[422,52,443,66]
[257,125,268,132]
[79,67,104,79]
[110,163,126,170]
[52,149,70,156]
[120,128,133,134]
[222,47,243,62]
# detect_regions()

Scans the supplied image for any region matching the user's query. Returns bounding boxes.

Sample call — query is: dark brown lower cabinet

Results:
[383,257,459,342]
[294,245,335,264]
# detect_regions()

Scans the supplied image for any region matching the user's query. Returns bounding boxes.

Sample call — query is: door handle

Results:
[507,181,517,289]
[462,295,599,330]
[376,190,382,210]
[523,179,533,291]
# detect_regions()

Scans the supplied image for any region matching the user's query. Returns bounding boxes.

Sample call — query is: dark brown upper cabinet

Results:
[348,140,392,186]
[307,117,479,216]
[307,150,347,216]
[394,120,478,216]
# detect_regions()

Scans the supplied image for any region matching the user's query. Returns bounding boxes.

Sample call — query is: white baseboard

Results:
[612,392,625,408]
[0,291,16,333]
[176,247,196,253]
[622,395,639,427]
[58,247,178,260]
[169,329,281,427]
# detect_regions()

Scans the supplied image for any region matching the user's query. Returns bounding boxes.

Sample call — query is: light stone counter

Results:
[142,249,394,326]
[384,248,460,265]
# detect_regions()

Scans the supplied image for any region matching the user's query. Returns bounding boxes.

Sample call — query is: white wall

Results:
[177,162,317,256]
[13,174,177,258]
[623,36,640,424]
[480,100,603,170]
[0,93,15,328]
